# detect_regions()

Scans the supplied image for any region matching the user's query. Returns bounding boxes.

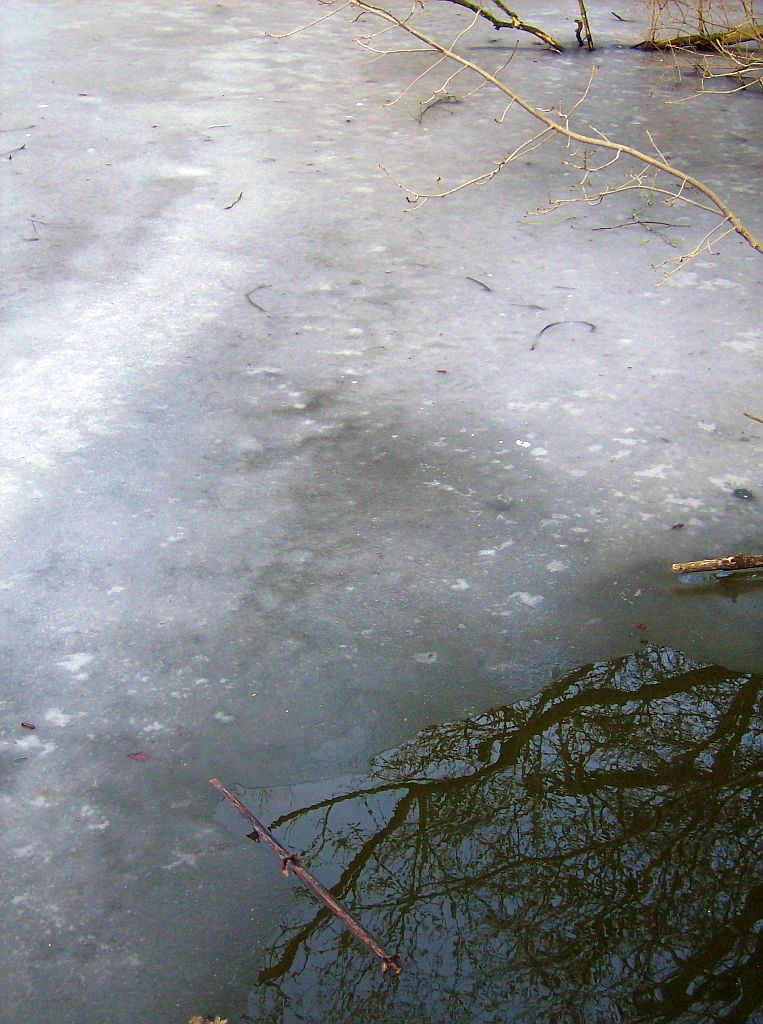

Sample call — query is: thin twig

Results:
[224,191,243,210]
[245,285,270,312]
[743,411,763,425]
[466,275,493,290]
[576,0,595,50]
[210,778,402,975]
[432,0,564,51]
[268,1,351,39]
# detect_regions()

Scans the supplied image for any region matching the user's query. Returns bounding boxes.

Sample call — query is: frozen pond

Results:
[1,1,761,1021]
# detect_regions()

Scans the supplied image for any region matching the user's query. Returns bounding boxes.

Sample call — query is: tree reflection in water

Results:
[242,645,762,1024]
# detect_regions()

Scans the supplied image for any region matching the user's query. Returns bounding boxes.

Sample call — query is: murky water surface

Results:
[228,645,762,1023]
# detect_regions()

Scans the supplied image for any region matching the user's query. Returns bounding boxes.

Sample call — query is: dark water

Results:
[233,645,762,1023]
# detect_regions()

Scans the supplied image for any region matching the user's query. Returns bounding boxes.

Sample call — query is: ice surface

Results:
[1,1,761,1021]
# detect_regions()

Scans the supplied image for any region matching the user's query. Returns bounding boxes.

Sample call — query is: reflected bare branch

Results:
[242,645,762,1023]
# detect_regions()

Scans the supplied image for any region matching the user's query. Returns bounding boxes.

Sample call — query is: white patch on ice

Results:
[13,844,37,859]
[510,592,544,607]
[697,422,716,433]
[615,438,637,446]
[163,850,198,871]
[246,366,283,376]
[666,271,698,289]
[106,585,124,595]
[142,721,165,733]
[515,439,531,448]
[479,538,514,557]
[666,495,704,509]
[698,277,742,291]
[30,795,55,807]
[635,464,670,479]
[44,708,71,727]
[59,653,93,673]
[163,528,187,545]
[414,651,438,664]
[709,475,748,490]
[531,447,548,457]
[450,579,470,590]
[546,560,568,573]
[213,711,234,723]
[722,338,758,354]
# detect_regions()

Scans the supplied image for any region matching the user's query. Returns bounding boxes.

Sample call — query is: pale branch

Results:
[382,122,556,205]
[575,0,595,50]
[431,0,564,51]
[342,1,763,256]
[417,48,513,120]
[672,553,763,574]
[267,1,350,39]
[634,20,763,50]
[652,222,735,279]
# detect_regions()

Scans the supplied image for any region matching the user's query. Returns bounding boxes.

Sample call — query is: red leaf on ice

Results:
[633,623,647,631]
[671,522,685,530]
[21,722,36,730]
[128,752,151,762]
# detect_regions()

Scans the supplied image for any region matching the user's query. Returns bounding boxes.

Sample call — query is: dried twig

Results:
[531,320,595,349]
[635,20,763,50]
[672,553,763,573]
[209,778,402,975]
[268,1,351,40]
[432,0,564,51]
[223,191,243,210]
[743,411,763,425]
[576,0,595,49]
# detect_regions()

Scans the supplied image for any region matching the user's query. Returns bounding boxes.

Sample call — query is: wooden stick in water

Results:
[672,553,763,574]
[209,778,402,975]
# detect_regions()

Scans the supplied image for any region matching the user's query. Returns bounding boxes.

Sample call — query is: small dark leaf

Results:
[633,623,647,631]
[671,522,684,530]
[21,721,36,730]
[128,752,151,762]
